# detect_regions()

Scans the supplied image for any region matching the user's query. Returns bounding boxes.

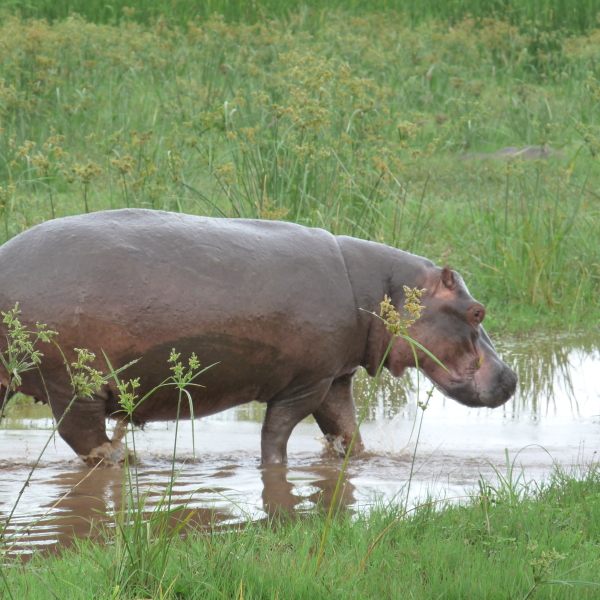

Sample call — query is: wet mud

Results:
[1,334,599,554]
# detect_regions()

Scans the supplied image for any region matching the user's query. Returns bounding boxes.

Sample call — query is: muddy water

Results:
[1,334,599,554]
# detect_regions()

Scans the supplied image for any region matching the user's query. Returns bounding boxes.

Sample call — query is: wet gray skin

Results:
[0,209,516,466]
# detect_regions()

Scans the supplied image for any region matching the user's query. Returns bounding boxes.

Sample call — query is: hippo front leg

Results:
[261,379,332,465]
[51,393,127,465]
[51,394,109,454]
[313,372,364,456]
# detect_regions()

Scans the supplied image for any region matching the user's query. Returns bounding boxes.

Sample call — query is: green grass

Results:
[3,0,600,34]
[3,463,600,599]
[0,8,599,336]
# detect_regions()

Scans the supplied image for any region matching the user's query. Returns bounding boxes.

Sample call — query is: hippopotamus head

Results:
[386,267,517,409]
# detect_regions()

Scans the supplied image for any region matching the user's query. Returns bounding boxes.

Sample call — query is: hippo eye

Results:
[470,306,485,325]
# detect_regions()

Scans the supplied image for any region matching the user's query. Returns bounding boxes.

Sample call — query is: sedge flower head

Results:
[379,286,426,335]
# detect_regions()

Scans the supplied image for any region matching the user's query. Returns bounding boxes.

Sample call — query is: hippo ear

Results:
[441,267,456,291]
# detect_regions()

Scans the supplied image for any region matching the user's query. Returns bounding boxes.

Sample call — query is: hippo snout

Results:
[455,361,517,408]
[427,358,517,409]
[478,363,518,408]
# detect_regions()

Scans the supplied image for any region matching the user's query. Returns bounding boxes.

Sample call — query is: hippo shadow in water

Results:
[1,460,357,552]
[261,464,356,518]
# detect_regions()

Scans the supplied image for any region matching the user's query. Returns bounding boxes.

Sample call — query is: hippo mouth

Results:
[424,364,517,409]
[447,369,479,385]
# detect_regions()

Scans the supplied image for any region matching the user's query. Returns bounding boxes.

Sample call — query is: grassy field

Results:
[4,0,600,33]
[3,463,600,599]
[1,5,599,332]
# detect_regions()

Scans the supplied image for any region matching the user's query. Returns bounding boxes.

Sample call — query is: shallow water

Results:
[1,333,599,554]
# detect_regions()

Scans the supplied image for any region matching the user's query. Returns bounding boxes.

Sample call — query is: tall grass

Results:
[0,8,598,337]
[101,350,211,597]
[3,0,600,34]
[0,11,598,331]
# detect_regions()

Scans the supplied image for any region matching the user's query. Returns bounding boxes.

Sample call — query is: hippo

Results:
[0,209,516,465]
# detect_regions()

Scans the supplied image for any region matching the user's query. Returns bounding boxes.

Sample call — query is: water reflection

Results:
[261,464,355,518]
[1,463,237,555]
[1,333,599,553]
[496,334,599,416]
[1,457,357,554]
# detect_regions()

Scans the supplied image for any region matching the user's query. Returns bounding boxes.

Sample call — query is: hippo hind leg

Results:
[313,373,364,456]
[261,378,332,465]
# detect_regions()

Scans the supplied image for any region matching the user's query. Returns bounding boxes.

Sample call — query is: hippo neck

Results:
[335,236,435,376]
